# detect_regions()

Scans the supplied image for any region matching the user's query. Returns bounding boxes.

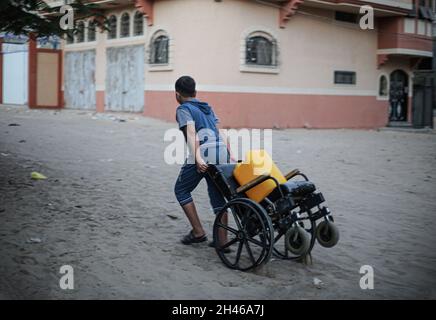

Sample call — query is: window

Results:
[334,71,356,85]
[379,75,388,96]
[120,12,130,38]
[108,15,117,39]
[150,32,169,64]
[246,35,276,66]
[335,11,358,23]
[134,11,144,36]
[418,0,435,20]
[76,21,85,43]
[88,20,96,42]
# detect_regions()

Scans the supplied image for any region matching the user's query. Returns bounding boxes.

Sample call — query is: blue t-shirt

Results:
[176,99,228,164]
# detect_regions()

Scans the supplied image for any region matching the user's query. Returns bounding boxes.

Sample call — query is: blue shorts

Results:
[174,162,226,214]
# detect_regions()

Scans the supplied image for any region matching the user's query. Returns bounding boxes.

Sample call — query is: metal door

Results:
[64,50,96,109]
[105,45,144,112]
[2,43,28,105]
[412,71,434,128]
[389,70,409,121]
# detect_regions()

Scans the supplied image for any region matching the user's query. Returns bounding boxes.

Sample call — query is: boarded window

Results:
[120,13,130,38]
[150,35,169,64]
[88,20,96,42]
[379,75,388,96]
[76,21,85,43]
[334,71,356,85]
[246,36,276,66]
[134,11,144,36]
[108,15,117,39]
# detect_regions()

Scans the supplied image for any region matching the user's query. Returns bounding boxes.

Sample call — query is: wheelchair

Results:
[207,150,339,271]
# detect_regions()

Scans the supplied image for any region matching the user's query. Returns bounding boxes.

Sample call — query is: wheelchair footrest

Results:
[310,206,331,221]
[299,192,325,211]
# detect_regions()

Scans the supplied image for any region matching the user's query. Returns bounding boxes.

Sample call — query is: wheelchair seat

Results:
[268,180,316,201]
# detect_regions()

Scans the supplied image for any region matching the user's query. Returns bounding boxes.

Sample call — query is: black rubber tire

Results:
[316,220,340,248]
[213,198,274,271]
[272,212,316,260]
[284,225,311,256]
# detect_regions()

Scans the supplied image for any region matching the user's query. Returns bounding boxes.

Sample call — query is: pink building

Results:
[56,0,435,128]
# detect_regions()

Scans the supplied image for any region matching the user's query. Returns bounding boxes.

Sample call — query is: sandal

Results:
[181,230,207,245]
[208,240,232,253]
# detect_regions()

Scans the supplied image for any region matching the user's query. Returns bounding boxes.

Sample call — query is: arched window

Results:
[150,31,169,64]
[379,75,388,96]
[133,11,144,36]
[120,12,130,38]
[246,32,277,66]
[108,15,117,39]
[88,20,96,42]
[76,21,85,43]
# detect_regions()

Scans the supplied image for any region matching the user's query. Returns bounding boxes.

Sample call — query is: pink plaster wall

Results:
[144,90,389,129]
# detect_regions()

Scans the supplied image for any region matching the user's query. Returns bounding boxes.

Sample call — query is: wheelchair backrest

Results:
[207,164,239,201]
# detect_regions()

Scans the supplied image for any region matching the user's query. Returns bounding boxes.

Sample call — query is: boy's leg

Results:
[181,202,205,238]
[174,163,206,238]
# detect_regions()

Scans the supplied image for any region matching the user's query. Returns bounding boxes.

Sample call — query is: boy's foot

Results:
[181,230,207,245]
[208,240,232,253]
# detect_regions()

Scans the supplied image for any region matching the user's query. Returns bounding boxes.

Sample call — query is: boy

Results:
[173,76,229,245]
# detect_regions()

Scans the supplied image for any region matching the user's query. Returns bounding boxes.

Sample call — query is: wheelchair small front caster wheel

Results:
[285,225,311,256]
[316,220,339,248]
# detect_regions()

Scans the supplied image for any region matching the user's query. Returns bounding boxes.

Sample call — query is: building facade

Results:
[57,0,434,128]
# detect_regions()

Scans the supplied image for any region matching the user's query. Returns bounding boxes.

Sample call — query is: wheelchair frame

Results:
[207,164,339,271]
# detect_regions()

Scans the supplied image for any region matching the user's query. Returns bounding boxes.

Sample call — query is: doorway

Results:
[389,70,409,122]
[105,45,144,112]
[2,43,28,105]
[64,50,96,110]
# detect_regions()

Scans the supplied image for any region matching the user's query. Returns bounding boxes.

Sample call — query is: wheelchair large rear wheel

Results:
[213,198,274,271]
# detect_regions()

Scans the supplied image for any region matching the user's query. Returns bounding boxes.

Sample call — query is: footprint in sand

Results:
[12,255,38,266]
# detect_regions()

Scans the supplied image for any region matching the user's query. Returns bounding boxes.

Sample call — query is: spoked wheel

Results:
[213,198,274,271]
[272,210,316,260]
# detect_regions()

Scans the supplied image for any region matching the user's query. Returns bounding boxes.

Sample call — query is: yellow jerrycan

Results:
[233,150,286,203]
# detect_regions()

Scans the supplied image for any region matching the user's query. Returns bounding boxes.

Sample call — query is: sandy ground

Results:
[1,105,436,300]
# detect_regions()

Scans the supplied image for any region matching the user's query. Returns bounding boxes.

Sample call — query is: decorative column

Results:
[28,33,37,108]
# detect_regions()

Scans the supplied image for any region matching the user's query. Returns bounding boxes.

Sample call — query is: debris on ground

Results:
[91,113,127,123]
[26,237,42,244]
[167,214,179,220]
[8,123,20,126]
[31,172,47,180]
[313,277,323,289]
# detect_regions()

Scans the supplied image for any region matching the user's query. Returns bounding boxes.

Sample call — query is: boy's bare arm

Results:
[185,123,208,172]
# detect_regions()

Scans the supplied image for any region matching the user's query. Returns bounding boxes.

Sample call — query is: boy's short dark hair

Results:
[175,76,196,97]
